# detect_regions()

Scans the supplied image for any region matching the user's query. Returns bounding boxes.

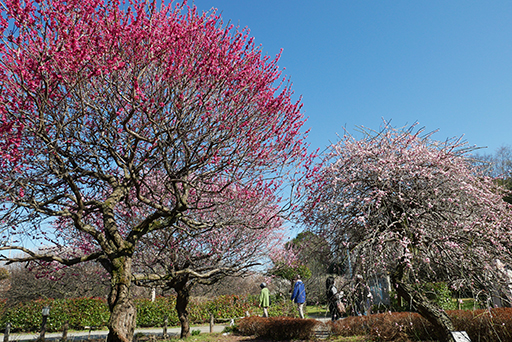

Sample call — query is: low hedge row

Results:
[328,308,512,342]
[237,309,512,341]
[0,295,261,333]
[237,316,320,340]
[0,298,110,333]
[135,295,257,327]
[3,296,510,340]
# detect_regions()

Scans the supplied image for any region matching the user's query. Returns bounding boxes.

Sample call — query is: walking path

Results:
[7,325,226,341]
[7,317,331,341]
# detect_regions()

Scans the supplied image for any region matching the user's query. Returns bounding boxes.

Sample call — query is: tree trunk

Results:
[394,280,456,342]
[106,257,137,342]
[175,281,191,339]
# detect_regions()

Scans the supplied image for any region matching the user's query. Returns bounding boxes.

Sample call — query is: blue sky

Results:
[191,0,512,155]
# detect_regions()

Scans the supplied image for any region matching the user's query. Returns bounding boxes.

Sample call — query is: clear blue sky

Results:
[191,0,512,155]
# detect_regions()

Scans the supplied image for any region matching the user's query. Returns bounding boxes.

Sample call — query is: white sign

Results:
[451,331,471,342]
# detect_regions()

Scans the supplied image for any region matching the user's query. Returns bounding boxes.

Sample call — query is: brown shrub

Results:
[329,308,512,342]
[329,312,438,341]
[237,316,320,340]
[448,308,512,342]
[237,308,512,341]
[327,315,369,337]
[368,312,438,341]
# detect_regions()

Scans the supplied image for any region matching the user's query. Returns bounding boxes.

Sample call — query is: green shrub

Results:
[268,299,299,318]
[205,295,251,320]
[391,281,456,312]
[67,298,110,329]
[0,295,257,332]
[188,295,253,323]
[0,294,322,333]
[422,282,456,310]
[135,297,178,327]
[0,299,48,332]
[0,298,109,332]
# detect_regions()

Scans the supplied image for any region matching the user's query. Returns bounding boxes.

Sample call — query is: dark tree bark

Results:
[394,281,455,342]
[106,257,137,342]
[391,266,455,342]
[174,277,192,339]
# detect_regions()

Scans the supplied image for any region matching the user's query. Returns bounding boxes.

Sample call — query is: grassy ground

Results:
[305,305,329,317]
[163,332,372,342]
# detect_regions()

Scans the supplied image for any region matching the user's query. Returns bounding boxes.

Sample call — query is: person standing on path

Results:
[353,274,370,316]
[291,275,306,318]
[259,282,270,317]
[326,276,344,321]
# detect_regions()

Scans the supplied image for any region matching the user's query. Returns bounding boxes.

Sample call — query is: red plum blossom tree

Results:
[303,122,512,342]
[0,0,311,341]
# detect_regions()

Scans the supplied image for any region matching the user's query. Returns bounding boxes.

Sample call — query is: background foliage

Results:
[0,295,301,332]
[390,282,457,312]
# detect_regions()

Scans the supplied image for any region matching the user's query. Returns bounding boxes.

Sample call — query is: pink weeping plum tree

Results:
[302,122,512,342]
[0,0,311,341]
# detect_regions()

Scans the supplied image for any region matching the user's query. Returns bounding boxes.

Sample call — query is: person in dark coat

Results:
[326,276,344,321]
[291,275,306,318]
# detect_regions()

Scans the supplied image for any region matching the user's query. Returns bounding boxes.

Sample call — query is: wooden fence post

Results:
[39,315,48,340]
[3,322,10,342]
[209,314,214,333]
[163,316,168,338]
[61,322,68,342]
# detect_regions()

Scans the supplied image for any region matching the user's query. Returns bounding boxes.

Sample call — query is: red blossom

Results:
[0,1,312,341]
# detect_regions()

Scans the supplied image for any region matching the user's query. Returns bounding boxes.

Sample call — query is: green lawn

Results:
[306,304,329,317]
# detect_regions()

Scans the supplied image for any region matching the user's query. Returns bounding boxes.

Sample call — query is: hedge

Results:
[328,308,512,342]
[3,296,511,340]
[237,316,319,340]
[0,295,258,333]
[0,298,110,332]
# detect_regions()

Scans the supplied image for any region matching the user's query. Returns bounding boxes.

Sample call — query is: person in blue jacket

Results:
[290,274,306,318]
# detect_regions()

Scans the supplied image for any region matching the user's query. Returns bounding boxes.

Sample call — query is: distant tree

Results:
[0,267,10,297]
[473,145,512,205]
[493,145,512,178]
[192,274,266,297]
[288,232,331,271]
[303,122,512,342]
[477,145,512,178]
[269,242,312,280]
[3,262,109,305]
[286,231,332,303]
[0,0,310,341]
[269,260,312,284]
